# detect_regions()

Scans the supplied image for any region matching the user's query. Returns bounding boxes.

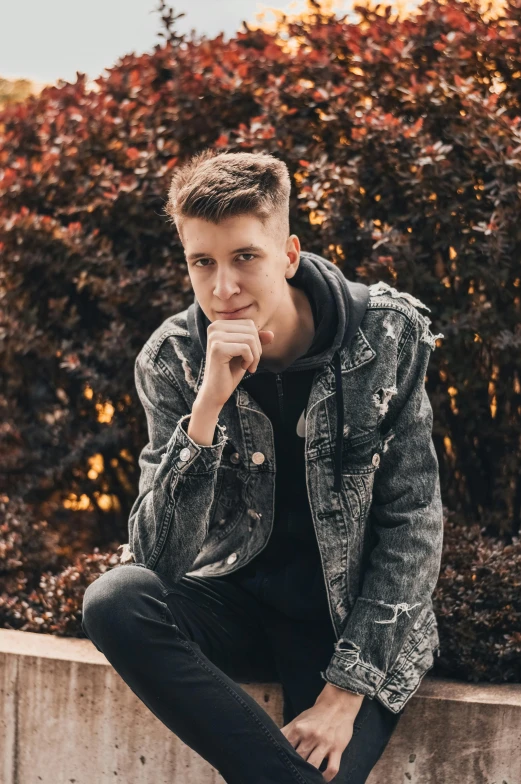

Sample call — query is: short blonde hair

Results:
[165,148,291,245]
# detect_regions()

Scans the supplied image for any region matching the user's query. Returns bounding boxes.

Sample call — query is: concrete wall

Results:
[1,628,520,783]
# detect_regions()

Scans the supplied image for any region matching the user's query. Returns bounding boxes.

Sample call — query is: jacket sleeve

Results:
[322,310,444,698]
[126,345,227,583]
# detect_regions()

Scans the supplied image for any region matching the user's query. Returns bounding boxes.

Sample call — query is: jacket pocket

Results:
[341,431,381,519]
[208,465,250,540]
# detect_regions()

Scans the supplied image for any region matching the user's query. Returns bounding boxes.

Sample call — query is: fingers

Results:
[319,750,341,782]
[208,318,262,353]
[259,330,274,344]
[215,342,254,371]
[304,746,340,783]
[208,322,262,372]
[214,333,259,371]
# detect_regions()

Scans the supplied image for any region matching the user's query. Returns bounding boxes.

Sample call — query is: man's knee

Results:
[82,564,160,639]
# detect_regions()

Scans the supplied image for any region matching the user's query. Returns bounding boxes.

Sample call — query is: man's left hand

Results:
[280,682,364,783]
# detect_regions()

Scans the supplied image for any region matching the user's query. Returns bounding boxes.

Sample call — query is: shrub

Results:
[0,494,121,633]
[0,496,61,599]
[432,509,521,683]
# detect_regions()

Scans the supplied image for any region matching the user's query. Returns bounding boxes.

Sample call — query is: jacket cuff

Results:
[320,642,386,699]
[168,413,227,475]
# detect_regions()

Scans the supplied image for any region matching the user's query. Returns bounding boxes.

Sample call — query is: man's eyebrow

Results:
[186,245,264,261]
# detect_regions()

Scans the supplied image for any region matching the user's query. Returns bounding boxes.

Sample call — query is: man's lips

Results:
[216,304,252,317]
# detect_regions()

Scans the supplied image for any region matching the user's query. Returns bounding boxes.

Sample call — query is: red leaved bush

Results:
[0,0,520,682]
[433,510,521,682]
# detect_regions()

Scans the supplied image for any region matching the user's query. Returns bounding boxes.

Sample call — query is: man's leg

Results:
[265,608,405,784]
[81,563,328,784]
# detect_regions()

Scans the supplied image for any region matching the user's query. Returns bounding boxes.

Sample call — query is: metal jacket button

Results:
[252,451,265,465]
[230,452,240,464]
[179,447,191,462]
[372,453,380,467]
[227,553,238,564]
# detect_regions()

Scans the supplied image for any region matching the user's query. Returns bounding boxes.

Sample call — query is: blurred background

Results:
[0,0,520,688]
[0,0,417,87]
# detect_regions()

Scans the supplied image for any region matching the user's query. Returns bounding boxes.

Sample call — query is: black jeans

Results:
[81,563,404,783]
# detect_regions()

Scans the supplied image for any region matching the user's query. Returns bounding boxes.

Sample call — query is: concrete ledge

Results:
[1,628,520,783]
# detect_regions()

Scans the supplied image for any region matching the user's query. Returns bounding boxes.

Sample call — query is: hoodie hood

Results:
[186,250,371,493]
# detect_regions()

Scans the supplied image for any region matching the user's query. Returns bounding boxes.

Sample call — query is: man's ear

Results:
[284,234,301,279]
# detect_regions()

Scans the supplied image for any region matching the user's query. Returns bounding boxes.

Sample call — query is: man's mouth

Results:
[216,304,252,317]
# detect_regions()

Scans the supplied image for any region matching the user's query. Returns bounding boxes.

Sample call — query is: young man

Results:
[82,149,445,783]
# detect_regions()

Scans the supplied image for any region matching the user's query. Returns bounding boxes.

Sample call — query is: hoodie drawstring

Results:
[333,349,343,493]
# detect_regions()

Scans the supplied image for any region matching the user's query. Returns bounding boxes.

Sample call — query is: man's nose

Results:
[213,270,240,300]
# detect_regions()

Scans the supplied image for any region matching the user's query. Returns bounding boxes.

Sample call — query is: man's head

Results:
[165,149,301,331]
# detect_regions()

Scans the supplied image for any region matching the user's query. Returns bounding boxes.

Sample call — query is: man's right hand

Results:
[198,318,275,411]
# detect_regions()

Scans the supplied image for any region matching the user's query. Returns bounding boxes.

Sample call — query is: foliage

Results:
[0,494,119,634]
[1,0,520,682]
[0,496,61,599]
[0,76,41,109]
[432,509,521,682]
[3,498,520,689]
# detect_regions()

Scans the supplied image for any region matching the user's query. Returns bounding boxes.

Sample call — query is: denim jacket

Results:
[119,269,445,715]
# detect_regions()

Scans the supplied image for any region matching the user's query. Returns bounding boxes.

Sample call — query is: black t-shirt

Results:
[219,275,337,621]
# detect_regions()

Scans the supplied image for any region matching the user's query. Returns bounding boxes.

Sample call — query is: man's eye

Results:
[193,254,257,268]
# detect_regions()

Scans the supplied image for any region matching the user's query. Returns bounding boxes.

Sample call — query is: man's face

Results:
[182,213,299,329]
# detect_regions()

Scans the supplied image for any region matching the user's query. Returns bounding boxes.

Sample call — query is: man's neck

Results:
[259,286,315,373]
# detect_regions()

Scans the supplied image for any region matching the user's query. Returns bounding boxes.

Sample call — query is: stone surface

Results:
[0,628,520,783]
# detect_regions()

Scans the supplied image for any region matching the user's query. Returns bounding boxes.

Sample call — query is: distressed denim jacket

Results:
[120,276,445,715]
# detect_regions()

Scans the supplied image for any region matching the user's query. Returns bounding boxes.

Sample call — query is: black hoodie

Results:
[186,251,370,619]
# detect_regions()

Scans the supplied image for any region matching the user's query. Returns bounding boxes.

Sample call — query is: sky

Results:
[0,0,356,86]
